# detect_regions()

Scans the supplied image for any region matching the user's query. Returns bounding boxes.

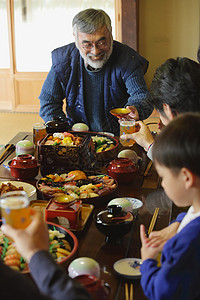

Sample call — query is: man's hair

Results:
[72,8,112,36]
[149,57,200,116]
[152,113,200,176]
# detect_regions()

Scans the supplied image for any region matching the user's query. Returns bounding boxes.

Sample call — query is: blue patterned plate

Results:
[113,258,142,279]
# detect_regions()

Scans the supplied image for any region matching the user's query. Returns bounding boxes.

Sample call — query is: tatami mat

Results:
[0,112,43,145]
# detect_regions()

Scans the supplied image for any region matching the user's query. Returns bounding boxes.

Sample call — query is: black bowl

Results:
[94,205,134,243]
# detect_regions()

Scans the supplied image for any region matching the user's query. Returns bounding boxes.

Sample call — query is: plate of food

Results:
[37,170,118,208]
[0,221,78,273]
[0,181,36,200]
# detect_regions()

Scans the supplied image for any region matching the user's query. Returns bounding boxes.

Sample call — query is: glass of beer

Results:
[0,191,31,229]
[120,120,136,147]
[33,123,46,146]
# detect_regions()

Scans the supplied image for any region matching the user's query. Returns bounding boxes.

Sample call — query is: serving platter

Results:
[0,180,36,200]
[0,221,78,274]
[37,172,118,208]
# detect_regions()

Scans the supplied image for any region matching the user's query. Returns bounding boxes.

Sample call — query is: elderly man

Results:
[39,8,153,135]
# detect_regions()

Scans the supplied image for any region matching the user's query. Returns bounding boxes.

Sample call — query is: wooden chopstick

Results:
[144,160,153,177]
[148,207,159,235]
[0,144,12,161]
[125,283,133,300]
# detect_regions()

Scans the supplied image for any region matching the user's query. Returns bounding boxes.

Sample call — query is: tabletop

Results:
[0,132,174,300]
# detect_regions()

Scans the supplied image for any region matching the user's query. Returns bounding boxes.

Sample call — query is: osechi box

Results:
[37,132,96,176]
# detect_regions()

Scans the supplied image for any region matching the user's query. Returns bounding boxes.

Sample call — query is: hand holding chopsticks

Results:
[148,207,159,235]
[125,283,133,300]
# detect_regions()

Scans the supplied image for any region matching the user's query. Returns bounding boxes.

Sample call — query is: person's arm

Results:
[140,221,200,300]
[1,211,91,300]
[125,67,153,120]
[0,258,53,300]
[39,67,67,123]
[29,251,91,300]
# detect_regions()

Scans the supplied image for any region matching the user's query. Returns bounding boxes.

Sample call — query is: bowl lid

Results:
[107,158,137,173]
[95,205,134,226]
[10,155,39,168]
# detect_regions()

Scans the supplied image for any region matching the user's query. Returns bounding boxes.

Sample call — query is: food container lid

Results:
[10,154,39,168]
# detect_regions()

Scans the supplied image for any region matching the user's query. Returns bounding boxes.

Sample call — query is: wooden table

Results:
[0,132,173,300]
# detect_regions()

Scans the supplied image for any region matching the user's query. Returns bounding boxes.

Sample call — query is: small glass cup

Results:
[33,123,46,146]
[120,120,135,147]
[0,191,31,229]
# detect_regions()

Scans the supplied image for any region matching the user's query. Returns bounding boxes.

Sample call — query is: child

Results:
[140,113,200,300]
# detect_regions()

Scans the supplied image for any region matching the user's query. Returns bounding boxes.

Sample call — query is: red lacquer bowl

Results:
[106,158,138,184]
[10,154,39,180]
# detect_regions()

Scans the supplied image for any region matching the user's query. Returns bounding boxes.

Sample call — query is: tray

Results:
[30,200,48,218]
[30,200,94,231]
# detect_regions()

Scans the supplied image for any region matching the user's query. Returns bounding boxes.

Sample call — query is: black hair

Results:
[152,113,200,176]
[149,57,200,115]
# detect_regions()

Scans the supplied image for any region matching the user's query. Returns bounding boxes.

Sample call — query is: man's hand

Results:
[140,224,165,261]
[120,121,154,151]
[118,106,139,122]
[1,210,49,263]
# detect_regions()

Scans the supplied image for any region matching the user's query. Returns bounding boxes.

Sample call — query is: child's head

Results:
[152,113,200,206]
[149,58,200,125]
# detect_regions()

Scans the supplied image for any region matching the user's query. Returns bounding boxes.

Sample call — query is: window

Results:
[14,0,115,72]
[0,0,10,68]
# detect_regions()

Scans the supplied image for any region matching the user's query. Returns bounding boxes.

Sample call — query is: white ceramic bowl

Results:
[0,181,36,201]
[108,198,132,212]
[68,257,100,278]
[108,197,143,214]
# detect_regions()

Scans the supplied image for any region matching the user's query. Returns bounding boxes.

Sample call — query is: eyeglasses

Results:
[81,40,108,51]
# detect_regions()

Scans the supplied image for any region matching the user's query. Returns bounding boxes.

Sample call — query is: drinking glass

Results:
[120,120,135,147]
[0,191,31,229]
[33,123,46,145]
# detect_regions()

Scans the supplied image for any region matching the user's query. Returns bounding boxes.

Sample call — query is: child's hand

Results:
[148,222,180,247]
[140,224,165,261]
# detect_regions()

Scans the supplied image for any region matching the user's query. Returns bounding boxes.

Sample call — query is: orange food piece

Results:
[67,170,87,180]
[63,132,75,139]
[4,254,21,261]
[4,259,21,267]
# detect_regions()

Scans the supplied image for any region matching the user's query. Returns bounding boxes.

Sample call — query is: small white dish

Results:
[0,181,36,201]
[3,160,12,171]
[126,197,143,214]
[113,258,142,279]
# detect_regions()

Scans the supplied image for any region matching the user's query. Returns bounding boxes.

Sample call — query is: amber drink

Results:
[0,191,31,229]
[120,120,135,147]
[33,123,46,146]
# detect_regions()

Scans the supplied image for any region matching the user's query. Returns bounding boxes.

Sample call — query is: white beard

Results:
[76,38,113,69]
